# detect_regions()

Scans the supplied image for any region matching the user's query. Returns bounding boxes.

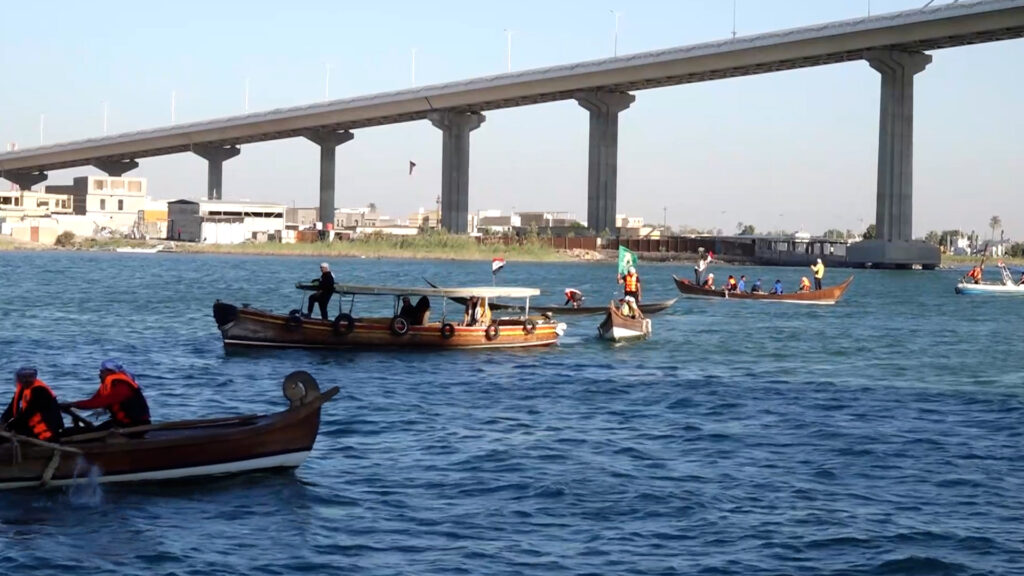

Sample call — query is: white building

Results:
[43,175,147,234]
[167,199,286,244]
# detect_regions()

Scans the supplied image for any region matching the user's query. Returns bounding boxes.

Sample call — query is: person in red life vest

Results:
[1,367,64,441]
[964,265,983,285]
[799,276,812,292]
[564,288,585,308]
[64,359,151,431]
[726,275,738,292]
[618,267,642,303]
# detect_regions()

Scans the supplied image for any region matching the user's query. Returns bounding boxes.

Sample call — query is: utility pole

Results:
[244,78,250,112]
[39,114,45,145]
[504,29,513,72]
[103,101,109,135]
[324,63,331,101]
[609,10,621,56]
[171,90,176,123]
[732,0,737,38]
[411,48,417,86]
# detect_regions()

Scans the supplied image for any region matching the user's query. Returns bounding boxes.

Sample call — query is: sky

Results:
[1,0,1021,239]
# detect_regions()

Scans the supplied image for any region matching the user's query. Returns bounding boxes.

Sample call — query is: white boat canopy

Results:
[296,283,540,299]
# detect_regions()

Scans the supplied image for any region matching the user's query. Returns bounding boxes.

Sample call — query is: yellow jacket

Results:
[811,262,825,279]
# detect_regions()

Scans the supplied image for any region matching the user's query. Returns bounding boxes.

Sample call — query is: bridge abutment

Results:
[575,90,634,235]
[303,130,354,230]
[428,111,485,234]
[848,50,939,269]
[2,171,47,190]
[92,159,139,177]
[193,145,240,200]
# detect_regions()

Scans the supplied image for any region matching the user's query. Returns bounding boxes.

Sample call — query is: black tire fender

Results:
[440,322,456,339]
[390,316,410,336]
[522,319,537,335]
[485,322,501,341]
[333,313,355,336]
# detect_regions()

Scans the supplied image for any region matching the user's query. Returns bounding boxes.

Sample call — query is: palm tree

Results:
[989,215,1002,241]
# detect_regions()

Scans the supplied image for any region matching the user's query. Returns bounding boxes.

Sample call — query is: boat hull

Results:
[955,282,1024,295]
[597,306,652,342]
[0,374,336,490]
[214,302,565,349]
[672,275,854,304]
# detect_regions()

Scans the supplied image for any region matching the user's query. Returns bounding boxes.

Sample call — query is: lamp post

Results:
[609,10,621,56]
[411,48,417,86]
[504,29,513,72]
[102,101,108,135]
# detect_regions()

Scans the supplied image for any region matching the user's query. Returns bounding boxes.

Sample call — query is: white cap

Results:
[628,266,636,274]
[320,262,330,270]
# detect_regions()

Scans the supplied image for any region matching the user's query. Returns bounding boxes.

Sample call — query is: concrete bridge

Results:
[2,0,1024,267]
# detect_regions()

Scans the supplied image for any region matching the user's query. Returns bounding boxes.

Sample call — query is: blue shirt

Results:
[737,280,746,292]
[773,281,783,294]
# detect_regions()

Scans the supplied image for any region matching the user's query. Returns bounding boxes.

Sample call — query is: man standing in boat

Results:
[306,262,336,320]
[619,266,642,304]
[2,367,63,442]
[810,258,826,291]
[64,360,151,431]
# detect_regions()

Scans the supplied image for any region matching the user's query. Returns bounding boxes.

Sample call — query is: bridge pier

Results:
[2,170,47,191]
[428,111,485,234]
[303,130,354,230]
[92,159,139,177]
[848,50,939,269]
[575,90,634,235]
[193,145,240,201]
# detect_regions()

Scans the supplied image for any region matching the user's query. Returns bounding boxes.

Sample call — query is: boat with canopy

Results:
[213,283,567,349]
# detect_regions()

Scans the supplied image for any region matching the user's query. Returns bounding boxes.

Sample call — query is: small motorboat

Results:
[597,301,652,342]
[115,244,166,254]
[0,371,338,490]
[214,284,567,350]
[673,275,854,304]
[955,263,1024,295]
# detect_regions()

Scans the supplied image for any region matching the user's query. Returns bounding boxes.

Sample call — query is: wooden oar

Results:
[60,405,96,430]
[0,429,83,454]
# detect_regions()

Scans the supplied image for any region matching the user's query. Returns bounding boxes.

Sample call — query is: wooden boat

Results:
[0,371,338,490]
[597,302,652,342]
[672,275,854,304]
[214,284,567,350]
[423,279,677,315]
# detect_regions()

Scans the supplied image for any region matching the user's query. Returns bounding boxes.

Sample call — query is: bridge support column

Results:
[428,111,485,234]
[303,130,354,230]
[193,145,240,200]
[575,90,634,235]
[848,50,939,269]
[2,171,47,191]
[92,159,139,177]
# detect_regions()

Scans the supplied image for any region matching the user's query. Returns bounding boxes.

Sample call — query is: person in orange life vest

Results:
[618,266,641,303]
[726,275,738,292]
[564,288,585,308]
[1,367,64,442]
[799,276,812,292]
[64,359,151,431]
[964,265,983,284]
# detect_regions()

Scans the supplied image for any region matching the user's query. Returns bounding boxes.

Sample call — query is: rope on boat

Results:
[40,450,61,487]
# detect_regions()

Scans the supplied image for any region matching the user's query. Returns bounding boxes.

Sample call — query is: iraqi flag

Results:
[491,257,506,276]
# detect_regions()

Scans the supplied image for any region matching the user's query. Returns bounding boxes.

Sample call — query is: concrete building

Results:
[286,207,319,229]
[0,188,74,218]
[44,175,147,234]
[334,206,379,229]
[167,199,285,244]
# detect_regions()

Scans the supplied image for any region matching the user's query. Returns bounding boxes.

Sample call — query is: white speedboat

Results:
[115,244,165,254]
[955,264,1024,295]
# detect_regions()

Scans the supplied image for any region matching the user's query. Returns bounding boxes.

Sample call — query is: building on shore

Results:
[167,199,286,244]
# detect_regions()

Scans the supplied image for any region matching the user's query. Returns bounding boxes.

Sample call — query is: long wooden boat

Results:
[423,279,677,315]
[597,303,652,342]
[0,371,338,490]
[216,284,567,349]
[672,275,854,304]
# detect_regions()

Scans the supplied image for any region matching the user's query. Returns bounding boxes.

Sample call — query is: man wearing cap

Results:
[65,360,151,431]
[618,266,642,304]
[306,262,336,321]
[2,367,64,441]
[810,258,826,291]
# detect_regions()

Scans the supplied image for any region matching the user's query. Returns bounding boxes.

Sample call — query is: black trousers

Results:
[307,292,333,320]
[624,290,640,302]
[814,278,822,291]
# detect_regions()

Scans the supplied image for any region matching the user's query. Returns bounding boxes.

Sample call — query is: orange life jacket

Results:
[800,278,811,291]
[101,371,150,426]
[13,379,57,441]
[624,273,638,292]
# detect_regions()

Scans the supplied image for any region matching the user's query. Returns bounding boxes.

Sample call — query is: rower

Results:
[770,279,783,294]
[564,288,585,309]
[63,359,151,431]
[1,367,63,442]
[702,273,715,290]
[726,275,738,292]
[799,277,812,292]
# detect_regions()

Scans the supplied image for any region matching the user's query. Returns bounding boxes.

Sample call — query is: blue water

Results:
[1,251,1022,575]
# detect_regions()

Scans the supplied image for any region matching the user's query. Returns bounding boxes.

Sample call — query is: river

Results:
[0,251,1020,575]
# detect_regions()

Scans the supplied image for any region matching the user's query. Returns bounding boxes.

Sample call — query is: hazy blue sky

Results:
[1,0,1021,238]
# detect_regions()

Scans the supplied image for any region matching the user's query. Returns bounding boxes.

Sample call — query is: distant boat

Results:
[955,263,1024,295]
[423,279,677,315]
[115,244,166,254]
[672,275,854,305]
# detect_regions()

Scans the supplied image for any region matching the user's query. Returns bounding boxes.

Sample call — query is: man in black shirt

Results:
[306,262,336,320]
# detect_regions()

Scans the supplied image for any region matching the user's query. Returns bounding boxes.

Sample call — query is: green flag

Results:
[617,245,638,275]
